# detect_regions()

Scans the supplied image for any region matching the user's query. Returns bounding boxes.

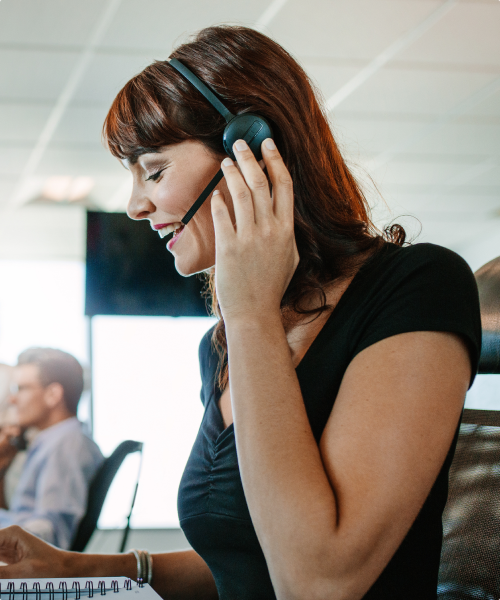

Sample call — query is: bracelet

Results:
[130,549,141,582]
[129,549,153,584]
[146,551,153,586]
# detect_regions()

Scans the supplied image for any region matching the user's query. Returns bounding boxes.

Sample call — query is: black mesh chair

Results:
[70,440,143,552]
[438,257,500,599]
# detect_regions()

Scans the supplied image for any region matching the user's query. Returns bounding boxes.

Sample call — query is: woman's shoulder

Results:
[375,241,473,272]
[363,240,480,315]
[351,241,482,385]
[365,241,478,295]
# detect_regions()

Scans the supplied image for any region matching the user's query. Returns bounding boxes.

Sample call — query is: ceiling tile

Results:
[468,166,500,187]
[409,121,500,156]
[332,116,427,157]
[268,0,443,60]
[380,192,500,215]
[398,2,500,67]
[0,104,52,142]
[376,160,470,187]
[0,148,31,177]
[303,64,362,101]
[102,0,270,51]
[71,54,155,106]
[36,146,123,177]
[465,87,500,118]
[0,0,103,46]
[52,106,110,145]
[0,180,17,205]
[0,49,77,102]
[336,67,497,115]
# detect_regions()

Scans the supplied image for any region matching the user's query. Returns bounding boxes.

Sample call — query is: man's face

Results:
[10,364,50,429]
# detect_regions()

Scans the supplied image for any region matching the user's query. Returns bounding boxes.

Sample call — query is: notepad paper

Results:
[0,577,160,600]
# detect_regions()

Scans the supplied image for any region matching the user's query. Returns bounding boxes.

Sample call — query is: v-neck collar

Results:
[295,243,388,375]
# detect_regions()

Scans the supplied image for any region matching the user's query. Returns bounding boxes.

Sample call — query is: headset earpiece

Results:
[223,113,273,161]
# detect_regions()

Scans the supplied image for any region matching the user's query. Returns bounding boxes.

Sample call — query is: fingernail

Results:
[212,190,220,196]
[265,138,276,150]
[222,157,233,167]
[234,140,248,151]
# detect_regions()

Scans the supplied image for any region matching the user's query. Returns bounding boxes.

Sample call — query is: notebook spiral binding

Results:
[0,580,133,597]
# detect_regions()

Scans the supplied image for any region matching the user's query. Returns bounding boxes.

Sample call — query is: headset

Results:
[168,58,274,226]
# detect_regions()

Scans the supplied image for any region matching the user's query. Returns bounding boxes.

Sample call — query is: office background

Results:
[0,0,498,551]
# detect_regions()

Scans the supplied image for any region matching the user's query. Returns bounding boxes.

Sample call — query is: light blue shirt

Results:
[0,417,104,549]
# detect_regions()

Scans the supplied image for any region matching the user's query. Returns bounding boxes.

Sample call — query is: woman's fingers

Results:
[220,138,294,236]
[221,156,257,234]
[260,138,294,225]
[211,190,235,245]
[228,141,273,226]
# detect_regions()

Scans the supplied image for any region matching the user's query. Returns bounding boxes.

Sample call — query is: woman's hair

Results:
[103,25,406,388]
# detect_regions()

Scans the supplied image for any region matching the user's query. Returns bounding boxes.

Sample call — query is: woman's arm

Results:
[226,320,469,600]
[0,526,218,600]
[212,140,471,600]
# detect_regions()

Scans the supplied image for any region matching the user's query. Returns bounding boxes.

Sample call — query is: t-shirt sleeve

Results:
[351,244,482,389]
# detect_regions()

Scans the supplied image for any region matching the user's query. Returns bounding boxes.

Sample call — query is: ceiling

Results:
[0,0,499,269]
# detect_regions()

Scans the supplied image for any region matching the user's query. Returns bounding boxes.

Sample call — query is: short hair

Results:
[17,348,84,415]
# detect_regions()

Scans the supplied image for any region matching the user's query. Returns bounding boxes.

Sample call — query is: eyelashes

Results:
[145,168,165,182]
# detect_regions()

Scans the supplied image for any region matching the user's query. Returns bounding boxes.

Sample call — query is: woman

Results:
[0,25,481,600]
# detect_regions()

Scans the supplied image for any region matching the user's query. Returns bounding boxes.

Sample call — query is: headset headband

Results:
[167,58,273,226]
[169,58,234,123]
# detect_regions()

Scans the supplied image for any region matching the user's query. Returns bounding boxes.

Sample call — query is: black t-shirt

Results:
[177,242,482,600]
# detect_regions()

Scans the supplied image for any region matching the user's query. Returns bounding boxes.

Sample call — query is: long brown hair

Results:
[103,25,406,389]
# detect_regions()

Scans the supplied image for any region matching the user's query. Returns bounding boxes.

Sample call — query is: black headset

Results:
[168,58,274,226]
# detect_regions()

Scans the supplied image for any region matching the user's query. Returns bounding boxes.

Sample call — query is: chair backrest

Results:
[437,258,500,598]
[70,439,143,552]
[439,409,500,599]
[475,256,500,374]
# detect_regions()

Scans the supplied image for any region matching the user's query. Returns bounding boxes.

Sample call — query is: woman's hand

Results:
[0,526,70,578]
[211,138,299,323]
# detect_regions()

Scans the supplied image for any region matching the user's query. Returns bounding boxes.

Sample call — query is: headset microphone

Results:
[168,58,274,226]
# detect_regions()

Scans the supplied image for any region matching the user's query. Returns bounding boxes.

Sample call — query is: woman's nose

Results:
[127,188,156,221]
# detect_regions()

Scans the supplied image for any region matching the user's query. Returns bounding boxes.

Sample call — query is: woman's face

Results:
[126,140,232,276]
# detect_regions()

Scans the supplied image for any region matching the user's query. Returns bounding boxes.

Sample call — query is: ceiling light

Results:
[42,176,72,201]
[42,176,94,202]
[68,177,94,201]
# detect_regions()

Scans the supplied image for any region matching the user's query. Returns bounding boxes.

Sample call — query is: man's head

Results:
[11,348,84,430]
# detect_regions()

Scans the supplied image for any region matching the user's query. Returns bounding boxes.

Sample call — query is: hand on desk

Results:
[0,525,67,578]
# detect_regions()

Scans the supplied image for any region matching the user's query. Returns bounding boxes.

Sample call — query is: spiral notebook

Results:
[0,578,159,600]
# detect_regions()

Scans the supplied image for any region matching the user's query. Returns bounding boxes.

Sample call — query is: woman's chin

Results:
[174,256,215,277]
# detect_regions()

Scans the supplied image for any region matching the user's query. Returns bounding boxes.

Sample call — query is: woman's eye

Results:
[146,169,165,182]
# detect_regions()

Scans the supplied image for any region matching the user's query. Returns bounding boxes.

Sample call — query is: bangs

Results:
[102,66,190,163]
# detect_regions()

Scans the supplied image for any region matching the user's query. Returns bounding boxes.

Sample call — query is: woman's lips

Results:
[167,225,185,250]
[153,222,172,230]
[156,222,183,238]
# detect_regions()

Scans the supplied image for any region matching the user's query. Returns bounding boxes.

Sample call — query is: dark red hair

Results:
[103,25,406,388]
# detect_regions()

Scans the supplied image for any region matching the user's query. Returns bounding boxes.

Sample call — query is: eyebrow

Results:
[129,147,161,165]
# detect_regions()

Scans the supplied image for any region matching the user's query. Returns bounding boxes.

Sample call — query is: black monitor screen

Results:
[85,211,209,317]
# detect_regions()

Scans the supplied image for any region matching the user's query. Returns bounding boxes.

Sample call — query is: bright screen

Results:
[92,315,216,528]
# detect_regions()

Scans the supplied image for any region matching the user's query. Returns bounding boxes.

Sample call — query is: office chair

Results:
[438,256,500,599]
[70,440,143,552]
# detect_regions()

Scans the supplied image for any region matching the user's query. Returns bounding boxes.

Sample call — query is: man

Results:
[0,348,103,549]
